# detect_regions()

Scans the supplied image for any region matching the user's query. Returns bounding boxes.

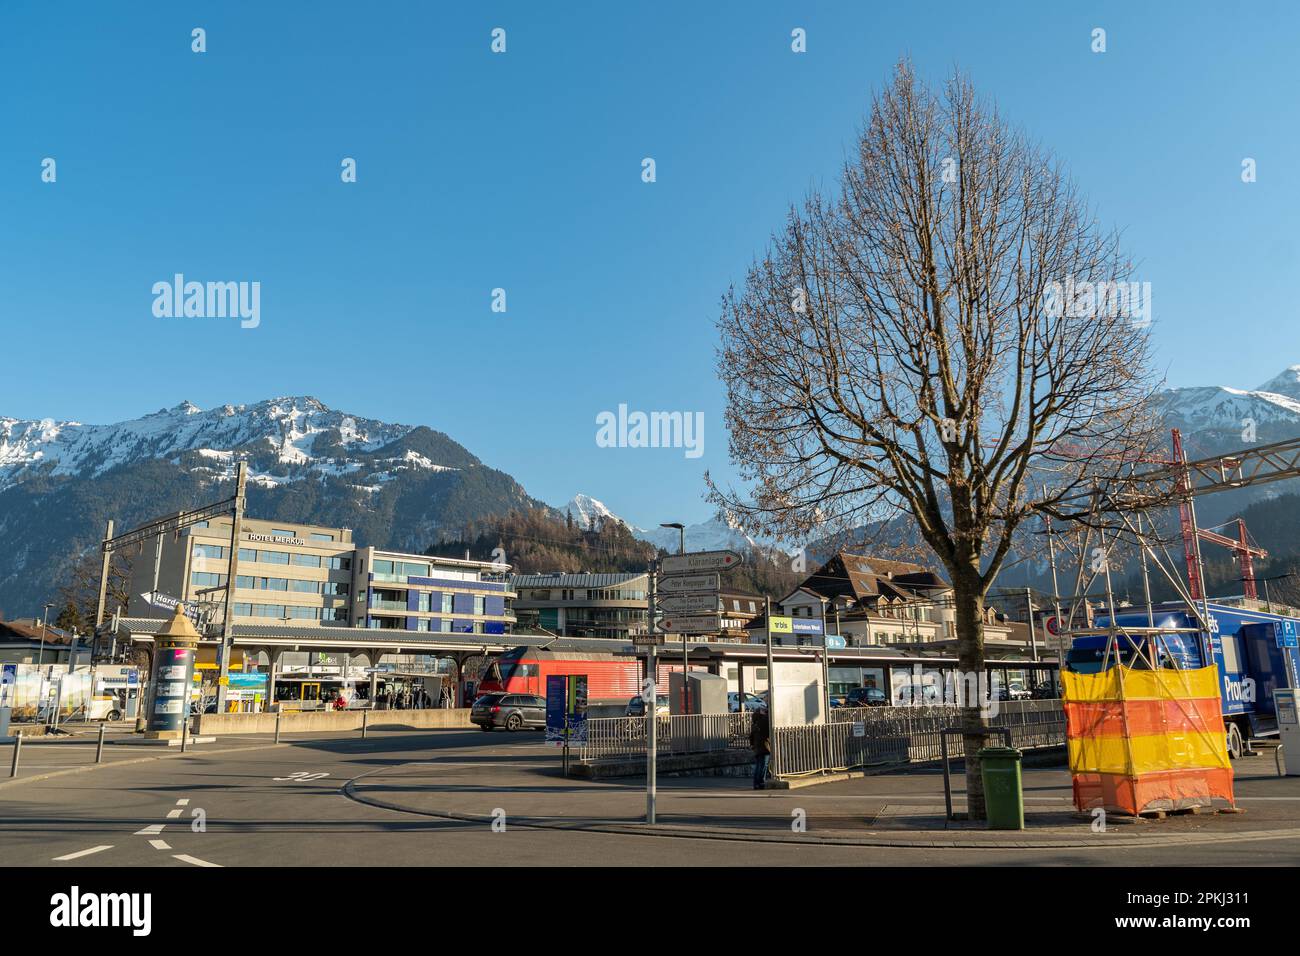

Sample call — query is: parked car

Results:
[625,695,670,717]
[1031,681,1060,700]
[895,683,943,706]
[470,693,546,731]
[845,686,889,708]
[727,692,767,713]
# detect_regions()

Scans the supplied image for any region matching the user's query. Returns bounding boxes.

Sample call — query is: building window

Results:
[322,582,349,596]
[325,556,351,571]
[474,596,485,616]
[191,572,227,588]
[192,544,227,561]
[290,579,319,593]
[292,553,322,568]
[272,529,296,537]
[310,532,335,542]
[440,593,453,614]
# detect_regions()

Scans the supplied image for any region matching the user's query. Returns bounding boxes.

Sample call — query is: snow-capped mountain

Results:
[0,397,458,492]
[559,493,778,555]
[0,397,541,619]
[1157,365,1300,439]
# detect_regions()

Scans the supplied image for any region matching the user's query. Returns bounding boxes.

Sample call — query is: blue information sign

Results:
[1277,620,1298,649]
[545,674,589,746]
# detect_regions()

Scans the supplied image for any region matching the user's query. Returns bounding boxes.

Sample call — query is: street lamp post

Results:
[38,603,53,667]
[660,522,688,714]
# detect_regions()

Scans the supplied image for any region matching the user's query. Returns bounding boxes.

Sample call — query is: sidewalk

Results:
[344,750,1300,850]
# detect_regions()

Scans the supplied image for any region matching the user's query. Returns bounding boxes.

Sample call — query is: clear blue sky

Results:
[2,1,1297,528]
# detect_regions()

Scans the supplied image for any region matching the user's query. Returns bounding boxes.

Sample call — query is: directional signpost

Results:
[657,573,720,594]
[660,550,741,576]
[642,548,743,824]
[658,593,722,615]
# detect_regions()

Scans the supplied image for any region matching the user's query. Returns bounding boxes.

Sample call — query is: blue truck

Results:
[1066,600,1300,758]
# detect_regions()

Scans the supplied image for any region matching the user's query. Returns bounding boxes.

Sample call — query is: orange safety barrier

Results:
[1062,663,1234,815]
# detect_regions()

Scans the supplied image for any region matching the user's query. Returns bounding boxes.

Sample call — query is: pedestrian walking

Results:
[749,707,771,790]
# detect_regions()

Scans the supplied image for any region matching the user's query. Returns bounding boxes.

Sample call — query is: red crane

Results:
[1171,429,1268,601]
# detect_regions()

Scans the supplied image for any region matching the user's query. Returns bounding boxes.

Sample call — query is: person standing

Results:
[749,707,771,790]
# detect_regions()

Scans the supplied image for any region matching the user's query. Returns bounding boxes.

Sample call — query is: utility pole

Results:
[216,462,247,714]
[94,519,114,636]
[661,522,687,714]
[646,559,658,825]
[765,595,776,771]
[38,603,53,667]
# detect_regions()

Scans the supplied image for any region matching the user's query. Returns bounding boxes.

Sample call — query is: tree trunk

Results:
[952,569,988,820]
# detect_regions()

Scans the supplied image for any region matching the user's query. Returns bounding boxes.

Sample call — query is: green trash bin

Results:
[978,746,1024,830]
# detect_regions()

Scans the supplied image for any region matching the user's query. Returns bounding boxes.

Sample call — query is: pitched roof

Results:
[0,621,75,645]
[795,551,949,609]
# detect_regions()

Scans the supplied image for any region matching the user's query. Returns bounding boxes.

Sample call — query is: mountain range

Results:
[2,366,1299,619]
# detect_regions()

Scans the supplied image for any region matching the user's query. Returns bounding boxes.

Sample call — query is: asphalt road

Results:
[3,729,1299,866]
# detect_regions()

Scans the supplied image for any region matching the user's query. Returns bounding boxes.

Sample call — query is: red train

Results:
[476,647,641,705]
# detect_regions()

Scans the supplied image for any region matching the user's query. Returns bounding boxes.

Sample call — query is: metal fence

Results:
[576,701,1063,776]
[774,700,1065,777]
[578,712,753,761]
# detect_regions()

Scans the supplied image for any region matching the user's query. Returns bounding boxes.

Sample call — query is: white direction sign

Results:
[659,614,722,634]
[660,550,742,575]
[658,593,722,614]
[657,573,720,594]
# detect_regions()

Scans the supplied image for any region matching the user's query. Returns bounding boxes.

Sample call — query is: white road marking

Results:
[173,854,221,868]
[54,845,113,861]
[176,798,190,806]
[166,808,183,819]
[149,839,171,850]
[135,824,166,835]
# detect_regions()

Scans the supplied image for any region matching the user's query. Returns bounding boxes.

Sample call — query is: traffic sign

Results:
[658,593,721,614]
[657,573,720,594]
[659,614,722,634]
[659,550,742,575]
[825,635,847,650]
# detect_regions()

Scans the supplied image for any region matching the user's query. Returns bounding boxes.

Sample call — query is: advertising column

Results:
[147,605,202,738]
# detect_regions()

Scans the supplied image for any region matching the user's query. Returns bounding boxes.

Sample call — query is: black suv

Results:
[471,693,547,732]
[845,686,889,708]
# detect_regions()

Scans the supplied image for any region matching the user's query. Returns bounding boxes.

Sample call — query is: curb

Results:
[340,770,1300,850]
[0,741,291,790]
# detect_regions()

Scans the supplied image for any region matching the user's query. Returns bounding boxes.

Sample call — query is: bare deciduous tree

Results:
[709,63,1164,816]
[56,549,132,638]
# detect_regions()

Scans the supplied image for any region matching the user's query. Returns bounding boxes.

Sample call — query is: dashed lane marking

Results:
[149,839,171,850]
[167,808,183,819]
[135,824,166,836]
[173,854,220,867]
[53,845,113,861]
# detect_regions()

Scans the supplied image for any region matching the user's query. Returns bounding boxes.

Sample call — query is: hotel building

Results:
[126,514,514,636]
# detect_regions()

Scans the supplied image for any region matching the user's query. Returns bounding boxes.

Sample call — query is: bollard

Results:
[361,710,369,740]
[274,711,282,743]
[181,717,189,753]
[96,723,106,764]
[9,733,21,778]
